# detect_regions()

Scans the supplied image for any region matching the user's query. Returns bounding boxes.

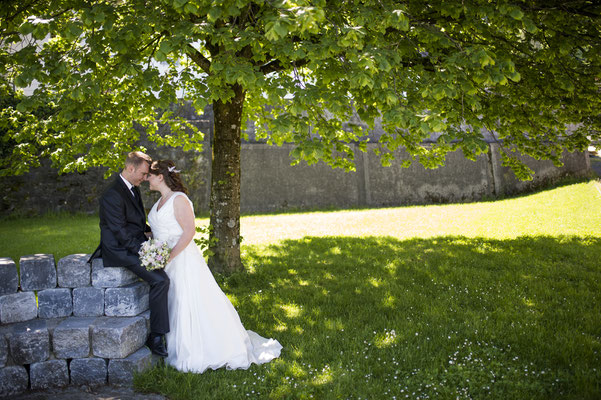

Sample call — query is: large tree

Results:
[1,0,600,273]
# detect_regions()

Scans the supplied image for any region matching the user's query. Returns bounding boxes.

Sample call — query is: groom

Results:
[89,151,170,357]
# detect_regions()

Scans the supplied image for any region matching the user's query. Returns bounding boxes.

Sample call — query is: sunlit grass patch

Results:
[0,214,99,265]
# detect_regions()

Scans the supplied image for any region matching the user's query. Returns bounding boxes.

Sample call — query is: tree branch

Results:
[259,57,310,74]
[1,0,44,23]
[186,44,211,74]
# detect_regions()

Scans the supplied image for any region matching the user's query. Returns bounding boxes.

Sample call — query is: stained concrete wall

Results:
[363,145,494,207]
[0,143,592,217]
[238,143,590,212]
[488,144,591,196]
[240,144,362,212]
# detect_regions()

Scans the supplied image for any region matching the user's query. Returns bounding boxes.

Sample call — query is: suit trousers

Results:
[125,262,170,335]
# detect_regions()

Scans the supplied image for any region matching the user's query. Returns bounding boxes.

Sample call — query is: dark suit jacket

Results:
[89,175,150,267]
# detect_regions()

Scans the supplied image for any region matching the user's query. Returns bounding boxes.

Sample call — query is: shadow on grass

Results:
[137,235,601,400]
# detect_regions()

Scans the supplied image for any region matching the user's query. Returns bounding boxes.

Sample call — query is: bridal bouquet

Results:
[139,239,171,271]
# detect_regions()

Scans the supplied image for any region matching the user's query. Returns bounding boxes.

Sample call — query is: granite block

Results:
[108,346,155,386]
[38,288,72,319]
[139,309,151,332]
[0,333,7,368]
[57,254,91,288]
[19,254,57,291]
[8,319,50,364]
[30,359,69,390]
[53,317,96,359]
[91,316,147,359]
[0,291,37,324]
[0,258,18,296]
[70,357,107,386]
[104,282,149,317]
[0,365,28,398]
[91,258,137,288]
[73,286,104,317]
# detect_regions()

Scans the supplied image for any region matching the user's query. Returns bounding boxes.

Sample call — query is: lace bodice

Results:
[148,192,193,248]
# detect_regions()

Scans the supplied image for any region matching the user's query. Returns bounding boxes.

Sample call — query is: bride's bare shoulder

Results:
[173,193,193,209]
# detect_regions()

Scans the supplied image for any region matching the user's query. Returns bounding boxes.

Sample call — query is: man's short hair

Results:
[125,151,152,169]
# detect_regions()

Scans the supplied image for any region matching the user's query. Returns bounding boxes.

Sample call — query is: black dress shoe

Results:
[146,333,168,357]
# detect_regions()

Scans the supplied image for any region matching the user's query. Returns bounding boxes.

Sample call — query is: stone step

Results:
[104,282,149,317]
[19,254,56,291]
[57,254,91,288]
[70,357,107,387]
[91,258,138,288]
[53,317,97,359]
[0,365,28,398]
[6,319,50,365]
[91,316,147,359]
[108,346,157,386]
[0,258,18,296]
[30,359,69,390]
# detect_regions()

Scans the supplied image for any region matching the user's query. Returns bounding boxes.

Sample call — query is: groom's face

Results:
[131,162,150,186]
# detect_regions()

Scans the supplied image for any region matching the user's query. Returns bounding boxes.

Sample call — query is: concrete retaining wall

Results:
[0,143,591,217]
[239,143,590,212]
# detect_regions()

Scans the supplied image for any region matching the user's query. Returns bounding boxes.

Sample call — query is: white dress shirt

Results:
[120,174,136,197]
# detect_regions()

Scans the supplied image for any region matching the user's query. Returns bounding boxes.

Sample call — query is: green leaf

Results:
[509,8,524,20]
[560,80,575,92]
[208,7,222,22]
[16,101,28,113]
[523,18,538,33]
[159,41,172,54]
[185,3,198,13]
[432,85,446,100]
[274,22,288,38]
[478,51,495,67]
[95,12,105,23]
[392,10,410,31]
[69,23,83,38]
[18,22,34,35]
[508,71,521,82]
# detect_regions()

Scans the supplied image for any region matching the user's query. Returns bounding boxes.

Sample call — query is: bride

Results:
[147,160,282,373]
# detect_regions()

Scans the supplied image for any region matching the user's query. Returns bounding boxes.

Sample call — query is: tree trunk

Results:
[208,84,245,274]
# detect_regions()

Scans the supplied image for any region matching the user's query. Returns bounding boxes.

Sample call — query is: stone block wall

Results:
[0,255,155,398]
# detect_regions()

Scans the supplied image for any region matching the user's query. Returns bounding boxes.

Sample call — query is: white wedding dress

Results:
[148,192,282,373]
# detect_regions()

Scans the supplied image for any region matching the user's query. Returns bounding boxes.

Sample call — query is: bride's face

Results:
[147,173,163,191]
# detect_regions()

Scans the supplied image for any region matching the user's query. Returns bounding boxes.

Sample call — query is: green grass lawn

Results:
[1,181,600,399]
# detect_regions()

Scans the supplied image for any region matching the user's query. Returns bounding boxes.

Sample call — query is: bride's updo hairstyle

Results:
[149,160,188,194]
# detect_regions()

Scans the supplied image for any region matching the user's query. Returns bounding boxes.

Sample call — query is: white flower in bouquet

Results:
[139,239,171,271]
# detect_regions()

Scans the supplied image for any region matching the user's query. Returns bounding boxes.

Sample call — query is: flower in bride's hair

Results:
[168,166,181,173]
[139,239,171,270]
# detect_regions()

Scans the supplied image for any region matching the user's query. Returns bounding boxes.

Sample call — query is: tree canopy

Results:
[1,0,600,272]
